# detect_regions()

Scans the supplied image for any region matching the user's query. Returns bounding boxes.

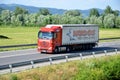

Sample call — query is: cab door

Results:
[54,28,62,47]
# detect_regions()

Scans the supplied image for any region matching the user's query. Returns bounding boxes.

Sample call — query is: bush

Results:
[73,55,120,80]
[10,74,18,80]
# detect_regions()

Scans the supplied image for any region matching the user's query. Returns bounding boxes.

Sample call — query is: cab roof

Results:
[40,26,61,32]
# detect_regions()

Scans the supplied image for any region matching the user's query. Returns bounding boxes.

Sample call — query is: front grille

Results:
[41,41,49,47]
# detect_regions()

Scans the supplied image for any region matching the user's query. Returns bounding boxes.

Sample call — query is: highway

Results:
[0,40,120,66]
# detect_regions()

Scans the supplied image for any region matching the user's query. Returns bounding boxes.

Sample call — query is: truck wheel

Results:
[54,47,59,53]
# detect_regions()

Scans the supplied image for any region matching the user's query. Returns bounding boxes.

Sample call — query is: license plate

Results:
[42,50,46,52]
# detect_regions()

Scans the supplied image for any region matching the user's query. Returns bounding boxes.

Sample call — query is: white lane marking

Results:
[0,53,38,58]
[0,48,36,53]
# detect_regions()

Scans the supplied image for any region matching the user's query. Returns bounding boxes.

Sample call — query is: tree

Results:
[28,14,37,26]
[89,8,100,17]
[0,7,4,14]
[104,5,120,17]
[104,5,113,15]
[60,15,71,24]
[14,7,28,15]
[69,16,84,24]
[36,15,46,26]
[12,14,25,26]
[11,15,16,25]
[86,16,98,24]
[113,10,119,16]
[96,16,104,27]
[115,16,120,28]
[38,8,50,15]
[103,14,116,28]
[64,10,81,16]
[50,14,61,24]
[1,10,11,25]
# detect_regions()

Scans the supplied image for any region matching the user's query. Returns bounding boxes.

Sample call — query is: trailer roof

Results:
[46,24,98,28]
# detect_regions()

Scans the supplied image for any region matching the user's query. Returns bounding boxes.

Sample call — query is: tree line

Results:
[0,5,120,28]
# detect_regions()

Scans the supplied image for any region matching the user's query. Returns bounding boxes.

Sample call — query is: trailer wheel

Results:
[86,45,89,50]
[66,47,70,52]
[89,45,92,49]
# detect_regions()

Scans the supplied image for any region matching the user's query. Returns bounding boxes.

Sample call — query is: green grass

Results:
[73,54,120,80]
[99,28,120,39]
[0,26,39,46]
[0,54,120,80]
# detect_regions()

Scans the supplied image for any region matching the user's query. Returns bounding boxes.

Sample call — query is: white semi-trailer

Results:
[38,24,99,53]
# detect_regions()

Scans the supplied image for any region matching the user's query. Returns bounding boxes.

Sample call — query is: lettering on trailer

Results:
[73,30,95,36]
[66,29,95,41]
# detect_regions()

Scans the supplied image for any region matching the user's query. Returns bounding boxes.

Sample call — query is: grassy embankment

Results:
[0,54,120,80]
[99,28,120,42]
[0,26,39,51]
[0,26,39,46]
[0,26,120,51]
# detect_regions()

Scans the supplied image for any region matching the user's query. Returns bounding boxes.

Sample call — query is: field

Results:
[99,28,120,39]
[0,26,39,46]
[0,54,120,80]
[0,26,120,51]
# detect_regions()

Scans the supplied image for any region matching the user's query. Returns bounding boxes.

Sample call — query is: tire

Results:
[86,45,89,50]
[54,47,59,53]
[66,47,70,52]
[82,45,85,50]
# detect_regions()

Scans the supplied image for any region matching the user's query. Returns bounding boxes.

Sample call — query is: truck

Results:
[38,24,99,53]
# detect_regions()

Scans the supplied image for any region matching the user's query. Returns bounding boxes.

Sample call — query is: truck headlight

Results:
[48,47,52,50]
[38,47,41,49]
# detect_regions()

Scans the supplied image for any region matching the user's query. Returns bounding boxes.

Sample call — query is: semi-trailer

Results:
[38,24,99,53]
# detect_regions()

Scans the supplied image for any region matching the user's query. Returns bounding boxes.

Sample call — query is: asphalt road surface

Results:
[0,40,120,66]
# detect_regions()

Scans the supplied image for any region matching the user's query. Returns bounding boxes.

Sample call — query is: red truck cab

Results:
[38,25,62,53]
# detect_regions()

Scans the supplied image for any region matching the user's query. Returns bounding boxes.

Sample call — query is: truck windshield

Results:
[38,31,53,39]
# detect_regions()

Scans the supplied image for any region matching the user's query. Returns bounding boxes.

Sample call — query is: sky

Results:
[0,0,120,10]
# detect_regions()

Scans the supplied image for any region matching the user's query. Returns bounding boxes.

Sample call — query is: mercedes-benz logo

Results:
[43,41,46,46]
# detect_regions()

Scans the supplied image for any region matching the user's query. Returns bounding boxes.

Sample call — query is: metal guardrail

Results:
[0,44,36,48]
[0,37,120,48]
[99,37,120,40]
[0,49,119,73]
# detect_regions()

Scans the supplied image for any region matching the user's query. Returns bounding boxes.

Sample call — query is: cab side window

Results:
[53,33,57,39]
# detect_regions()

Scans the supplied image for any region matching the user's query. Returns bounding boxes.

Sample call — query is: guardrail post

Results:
[79,53,82,60]
[49,58,52,65]
[104,50,107,56]
[9,64,12,73]
[92,52,95,58]
[31,61,34,69]
[115,49,117,54]
[65,56,68,62]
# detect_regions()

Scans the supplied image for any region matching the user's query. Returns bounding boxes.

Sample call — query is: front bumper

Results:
[38,48,53,53]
